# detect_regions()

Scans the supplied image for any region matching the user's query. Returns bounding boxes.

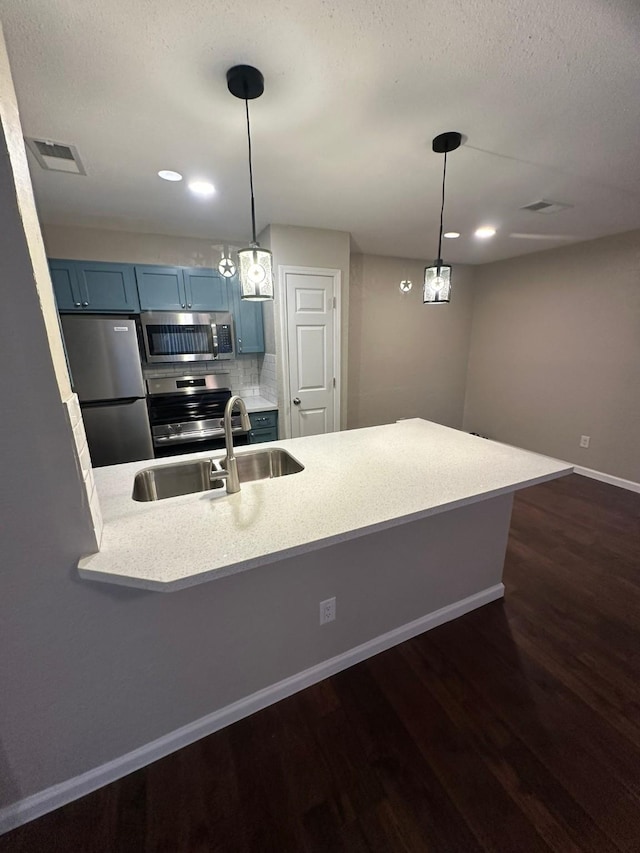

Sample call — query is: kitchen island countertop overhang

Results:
[78,419,573,591]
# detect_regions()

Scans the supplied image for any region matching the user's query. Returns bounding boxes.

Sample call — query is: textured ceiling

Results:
[1,0,640,263]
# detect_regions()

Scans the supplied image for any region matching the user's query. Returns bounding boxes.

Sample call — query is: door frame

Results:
[277,265,342,439]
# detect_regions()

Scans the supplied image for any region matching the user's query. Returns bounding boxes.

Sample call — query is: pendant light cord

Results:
[437,150,447,263]
[245,98,257,244]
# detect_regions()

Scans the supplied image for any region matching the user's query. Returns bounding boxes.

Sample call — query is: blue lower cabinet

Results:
[248,427,278,444]
[229,275,265,353]
[247,410,278,444]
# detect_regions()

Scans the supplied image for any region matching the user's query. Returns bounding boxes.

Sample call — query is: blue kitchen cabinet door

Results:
[229,275,265,353]
[248,427,278,444]
[76,262,139,312]
[49,260,83,310]
[249,410,278,430]
[182,268,229,312]
[135,266,186,311]
[247,411,278,444]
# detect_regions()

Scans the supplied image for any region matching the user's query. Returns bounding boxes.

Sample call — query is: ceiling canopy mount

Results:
[226,65,265,101]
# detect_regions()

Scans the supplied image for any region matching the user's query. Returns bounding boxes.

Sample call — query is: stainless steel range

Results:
[147,373,249,458]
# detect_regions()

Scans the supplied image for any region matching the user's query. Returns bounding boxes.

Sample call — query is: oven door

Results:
[153,432,249,459]
[141,312,217,363]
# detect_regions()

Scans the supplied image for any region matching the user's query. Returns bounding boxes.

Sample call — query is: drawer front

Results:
[248,427,278,444]
[249,410,278,430]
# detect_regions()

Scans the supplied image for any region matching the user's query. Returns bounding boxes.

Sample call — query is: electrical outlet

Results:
[319,597,336,625]
[580,435,590,448]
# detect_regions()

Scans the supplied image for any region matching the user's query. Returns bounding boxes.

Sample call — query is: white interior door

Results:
[285,270,338,438]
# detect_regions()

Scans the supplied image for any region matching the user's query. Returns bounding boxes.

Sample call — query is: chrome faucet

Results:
[219,395,252,494]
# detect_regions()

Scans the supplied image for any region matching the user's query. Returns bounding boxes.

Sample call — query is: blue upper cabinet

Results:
[76,262,139,312]
[49,260,83,310]
[229,275,265,353]
[136,266,230,312]
[49,260,138,313]
[183,268,229,312]
[135,266,186,311]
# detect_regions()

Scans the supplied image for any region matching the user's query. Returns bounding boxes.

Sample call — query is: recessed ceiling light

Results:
[475,225,497,238]
[157,170,183,182]
[188,180,216,197]
[443,231,460,239]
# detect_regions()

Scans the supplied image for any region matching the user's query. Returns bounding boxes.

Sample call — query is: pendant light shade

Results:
[227,65,274,301]
[424,262,452,303]
[237,246,274,300]
[424,131,462,305]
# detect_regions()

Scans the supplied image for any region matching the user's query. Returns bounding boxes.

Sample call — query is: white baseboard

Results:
[574,466,640,494]
[0,583,503,835]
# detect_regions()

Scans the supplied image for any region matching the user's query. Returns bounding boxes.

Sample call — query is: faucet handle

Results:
[209,459,228,481]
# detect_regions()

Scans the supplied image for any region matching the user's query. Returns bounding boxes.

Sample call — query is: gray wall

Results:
[348,253,476,429]
[463,229,640,483]
[42,224,237,268]
[0,25,97,810]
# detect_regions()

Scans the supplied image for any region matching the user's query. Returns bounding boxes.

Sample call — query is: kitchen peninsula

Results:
[79,419,571,595]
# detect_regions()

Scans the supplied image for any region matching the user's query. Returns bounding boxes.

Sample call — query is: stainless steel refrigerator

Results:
[61,315,154,467]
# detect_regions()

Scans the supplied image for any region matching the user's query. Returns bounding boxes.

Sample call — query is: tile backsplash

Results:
[142,354,261,396]
[259,353,277,403]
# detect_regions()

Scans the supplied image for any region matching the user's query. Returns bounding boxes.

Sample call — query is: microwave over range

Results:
[140,311,235,364]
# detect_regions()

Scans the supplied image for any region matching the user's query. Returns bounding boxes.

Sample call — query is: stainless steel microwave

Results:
[140,311,235,363]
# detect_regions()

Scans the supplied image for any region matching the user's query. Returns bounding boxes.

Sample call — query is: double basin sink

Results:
[132,448,304,502]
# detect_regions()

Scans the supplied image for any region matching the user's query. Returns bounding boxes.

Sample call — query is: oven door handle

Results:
[211,323,219,360]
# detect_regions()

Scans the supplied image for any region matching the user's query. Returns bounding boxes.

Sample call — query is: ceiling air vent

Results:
[520,199,572,214]
[25,138,86,175]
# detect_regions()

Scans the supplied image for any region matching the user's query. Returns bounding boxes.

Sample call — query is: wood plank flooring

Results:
[2,473,640,852]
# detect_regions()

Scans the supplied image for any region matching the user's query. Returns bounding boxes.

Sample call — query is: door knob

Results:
[293,397,301,405]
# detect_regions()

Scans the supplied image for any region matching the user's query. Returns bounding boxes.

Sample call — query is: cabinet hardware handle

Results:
[74,302,81,307]
[187,303,192,308]
[293,397,301,405]
[82,301,89,306]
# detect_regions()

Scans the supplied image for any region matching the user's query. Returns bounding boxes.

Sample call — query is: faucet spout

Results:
[223,395,250,494]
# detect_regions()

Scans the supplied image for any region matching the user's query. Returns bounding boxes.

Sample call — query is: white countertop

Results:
[241,396,278,413]
[78,419,572,592]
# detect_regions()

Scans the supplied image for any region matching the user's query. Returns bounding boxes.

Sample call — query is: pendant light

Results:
[424,131,462,304]
[227,65,274,301]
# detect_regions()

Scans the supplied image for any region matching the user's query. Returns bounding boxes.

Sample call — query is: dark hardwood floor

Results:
[2,473,640,852]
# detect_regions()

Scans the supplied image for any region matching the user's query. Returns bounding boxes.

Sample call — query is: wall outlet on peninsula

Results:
[580,435,590,448]
[319,597,336,625]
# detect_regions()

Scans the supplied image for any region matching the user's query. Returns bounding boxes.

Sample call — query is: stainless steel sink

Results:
[220,448,304,484]
[132,458,225,502]
[132,448,304,502]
